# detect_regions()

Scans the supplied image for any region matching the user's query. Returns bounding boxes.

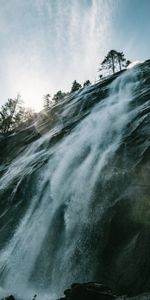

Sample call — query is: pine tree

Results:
[0,94,23,133]
[83,80,91,87]
[101,50,118,74]
[125,60,132,68]
[100,50,130,75]
[52,91,66,103]
[71,80,82,93]
[43,94,51,110]
[116,51,126,71]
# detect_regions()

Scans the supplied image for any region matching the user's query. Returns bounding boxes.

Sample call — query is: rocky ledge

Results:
[2,283,150,300]
[57,282,116,299]
[57,283,150,300]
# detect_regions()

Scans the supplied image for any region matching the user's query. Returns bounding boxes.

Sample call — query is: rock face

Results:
[1,283,150,300]
[57,282,116,300]
[2,296,16,300]
[0,61,150,297]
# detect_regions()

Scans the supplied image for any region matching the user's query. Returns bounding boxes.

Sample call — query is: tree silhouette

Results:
[101,50,118,74]
[125,60,132,68]
[100,50,130,75]
[43,94,51,110]
[52,90,66,103]
[71,80,82,93]
[0,94,23,133]
[116,51,126,71]
[83,80,91,87]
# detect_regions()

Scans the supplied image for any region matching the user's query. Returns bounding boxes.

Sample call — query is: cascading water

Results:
[0,62,150,299]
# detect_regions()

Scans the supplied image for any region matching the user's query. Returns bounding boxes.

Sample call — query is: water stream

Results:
[0,64,150,299]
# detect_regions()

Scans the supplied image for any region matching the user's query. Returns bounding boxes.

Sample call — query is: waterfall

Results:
[0,63,149,299]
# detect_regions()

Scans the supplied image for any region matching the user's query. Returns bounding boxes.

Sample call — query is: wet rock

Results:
[57,282,117,299]
[2,296,16,300]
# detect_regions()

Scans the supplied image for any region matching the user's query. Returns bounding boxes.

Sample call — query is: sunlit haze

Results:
[0,0,150,111]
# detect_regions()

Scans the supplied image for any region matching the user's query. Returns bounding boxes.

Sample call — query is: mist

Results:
[0,0,115,110]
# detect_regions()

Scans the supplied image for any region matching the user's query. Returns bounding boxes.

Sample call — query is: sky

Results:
[0,0,150,111]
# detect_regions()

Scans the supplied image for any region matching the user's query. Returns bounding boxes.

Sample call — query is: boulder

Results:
[2,296,16,300]
[57,282,117,300]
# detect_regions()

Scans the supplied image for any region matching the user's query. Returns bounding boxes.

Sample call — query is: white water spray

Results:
[0,67,145,299]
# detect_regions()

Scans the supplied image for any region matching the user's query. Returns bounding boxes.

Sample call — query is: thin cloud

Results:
[0,0,116,110]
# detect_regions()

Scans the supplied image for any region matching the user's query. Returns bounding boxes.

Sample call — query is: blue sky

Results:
[0,0,150,111]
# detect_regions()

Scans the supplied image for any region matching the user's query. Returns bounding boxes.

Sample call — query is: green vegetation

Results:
[71,80,82,93]
[100,50,131,75]
[0,94,35,133]
[125,60,132,68]
[83,80,91,87]
[43,94,51,111]
[52,90,67,103]
[0,49,132,134]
